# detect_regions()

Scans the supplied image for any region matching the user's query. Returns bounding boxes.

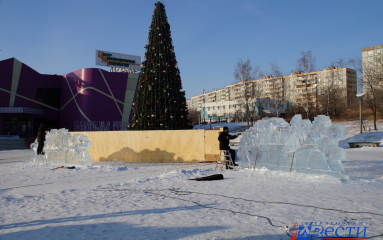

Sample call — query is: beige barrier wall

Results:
[71,129,221,162]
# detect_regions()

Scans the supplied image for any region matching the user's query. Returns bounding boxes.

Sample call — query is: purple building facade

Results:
[0,58,139,138]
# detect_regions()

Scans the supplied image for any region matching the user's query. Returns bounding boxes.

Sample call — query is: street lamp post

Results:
[202,89,205,125]
[356,93,365,134]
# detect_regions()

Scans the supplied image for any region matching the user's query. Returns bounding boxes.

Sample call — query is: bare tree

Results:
[253,65,265,80]
[188,109,200,125]
[350,55,383,130]
[267,62,285,117]
[317,60,348,117]
[332,57,350,68]
[295,50,316,119]
[234,58,253,127]
[288,102,306,118]
[317,86,347,117]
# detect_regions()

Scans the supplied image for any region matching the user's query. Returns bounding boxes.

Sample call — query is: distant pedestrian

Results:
[218,126,240,169]
[37,123,46,155]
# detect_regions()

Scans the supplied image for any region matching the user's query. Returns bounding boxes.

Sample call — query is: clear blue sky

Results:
[1,0,382,99]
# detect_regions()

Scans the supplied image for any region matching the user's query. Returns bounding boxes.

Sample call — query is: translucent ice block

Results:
[238,114,349,179]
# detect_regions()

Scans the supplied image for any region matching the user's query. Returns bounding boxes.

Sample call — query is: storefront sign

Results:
[95,50,141,71]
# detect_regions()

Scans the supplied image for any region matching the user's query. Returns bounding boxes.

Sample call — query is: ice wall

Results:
[237,114,348,179]
[31,128,92,166]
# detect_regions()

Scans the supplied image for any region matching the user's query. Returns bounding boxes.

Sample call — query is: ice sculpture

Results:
[238,115,349,179]
[30,128,92,166]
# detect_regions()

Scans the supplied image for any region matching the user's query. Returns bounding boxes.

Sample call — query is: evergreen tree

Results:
[129,1,191,130]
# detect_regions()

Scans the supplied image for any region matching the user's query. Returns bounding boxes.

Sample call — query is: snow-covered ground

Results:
[1,120,383,239]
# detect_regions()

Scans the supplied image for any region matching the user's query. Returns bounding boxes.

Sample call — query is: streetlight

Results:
[202,89,205,124]
[356,93,365,134]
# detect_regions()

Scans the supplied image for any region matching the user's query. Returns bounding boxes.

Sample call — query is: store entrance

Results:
[2,117,32,138]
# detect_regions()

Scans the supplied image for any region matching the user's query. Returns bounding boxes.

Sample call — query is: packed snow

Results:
[1,120,383,239]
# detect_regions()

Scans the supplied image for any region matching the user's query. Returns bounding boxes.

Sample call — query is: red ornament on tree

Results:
[151,123,154,126]
[161,115,164,119]
[163,63,166,65]
[156,100,160,104]
[143,116,145,118]
[146,78,148,81]
[164,82,167,85]
[153,39,156,41]
[146,101,150,104]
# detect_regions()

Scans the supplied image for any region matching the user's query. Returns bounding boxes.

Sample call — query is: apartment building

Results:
[284,67,357,107]
[362,44,383,93]
[187,67,357,119]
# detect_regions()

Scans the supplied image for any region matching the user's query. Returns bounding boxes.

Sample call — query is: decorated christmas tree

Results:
[129,1,191,130]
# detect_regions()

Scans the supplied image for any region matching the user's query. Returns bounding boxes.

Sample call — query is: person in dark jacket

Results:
[218,126,240,168]
[37,123,46,155]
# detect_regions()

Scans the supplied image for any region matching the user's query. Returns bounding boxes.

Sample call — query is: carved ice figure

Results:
[31,128,92,166]
[327,125,347,139]
[30,142,40,164]
[44,129,57,152]
[238,114,349,179]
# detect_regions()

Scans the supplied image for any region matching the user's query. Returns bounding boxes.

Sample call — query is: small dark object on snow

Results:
[188,174,224,181]
[51,166,76,170]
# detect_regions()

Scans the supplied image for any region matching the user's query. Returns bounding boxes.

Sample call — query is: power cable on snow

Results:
[93,187,383,239]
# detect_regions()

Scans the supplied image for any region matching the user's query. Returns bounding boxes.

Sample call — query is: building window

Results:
[377,49,381,54]
[212,107,215,110]
[368,50,374,55]
[35,88,61,109]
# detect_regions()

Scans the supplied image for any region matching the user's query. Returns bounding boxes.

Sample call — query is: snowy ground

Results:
[1,120,383,239]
